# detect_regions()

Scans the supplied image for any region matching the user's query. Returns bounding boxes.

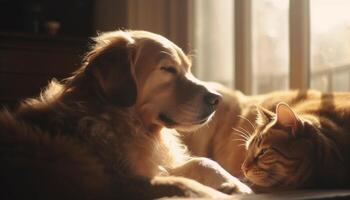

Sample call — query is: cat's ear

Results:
[256,105,275,125]
[276,102,300,133]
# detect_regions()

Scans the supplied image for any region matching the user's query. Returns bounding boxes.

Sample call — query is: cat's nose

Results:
[241,162,251,173]
[241,165,247,173]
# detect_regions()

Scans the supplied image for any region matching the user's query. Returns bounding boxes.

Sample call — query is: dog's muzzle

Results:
[203,92,221,110]
[158,91,222,128]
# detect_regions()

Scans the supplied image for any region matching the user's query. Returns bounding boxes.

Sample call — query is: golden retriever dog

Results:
[0,30,251,200]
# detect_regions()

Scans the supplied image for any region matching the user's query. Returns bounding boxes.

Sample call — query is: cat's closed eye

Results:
[257,148,269,158]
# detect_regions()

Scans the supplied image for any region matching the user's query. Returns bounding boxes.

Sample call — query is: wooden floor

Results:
[168,190,350,200]
[228,190,350,200]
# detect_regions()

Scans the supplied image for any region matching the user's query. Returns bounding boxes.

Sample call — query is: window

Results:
[193,0,234,87]
[310,0,350,92]
[252,0,289,94]
[193,0,350,94]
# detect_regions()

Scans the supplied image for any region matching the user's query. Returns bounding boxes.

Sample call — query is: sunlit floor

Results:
[230,190,350,200]
[166,190,350,200]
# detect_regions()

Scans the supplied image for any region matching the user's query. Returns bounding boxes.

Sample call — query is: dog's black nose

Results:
[204,92,222,107]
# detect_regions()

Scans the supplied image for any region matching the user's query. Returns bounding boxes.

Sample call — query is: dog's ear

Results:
[86,38,137,107]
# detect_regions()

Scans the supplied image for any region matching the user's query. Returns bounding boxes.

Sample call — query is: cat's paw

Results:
[218,182,253,195]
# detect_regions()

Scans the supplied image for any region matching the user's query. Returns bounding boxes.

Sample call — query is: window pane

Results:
[310,74,329,92]
[333,72,350,91]
[252,0,289,94]
[311,0,350,92]
[193,0,234,87]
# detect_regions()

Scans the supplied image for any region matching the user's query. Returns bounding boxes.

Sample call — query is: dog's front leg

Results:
[168,157,252,194]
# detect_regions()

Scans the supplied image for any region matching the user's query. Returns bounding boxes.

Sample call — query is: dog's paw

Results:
[218,182,253,195]
[152,176,229,198]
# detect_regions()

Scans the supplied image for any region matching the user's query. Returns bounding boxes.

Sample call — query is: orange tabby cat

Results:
[242,98,350,191]
[183,86,350,192]
[182,85,318,179]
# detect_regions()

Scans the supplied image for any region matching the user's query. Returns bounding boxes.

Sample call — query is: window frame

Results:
[234,0,253,94]
[234,0,311,94]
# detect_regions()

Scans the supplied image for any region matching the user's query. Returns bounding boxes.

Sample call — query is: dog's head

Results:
[84,30,221,131]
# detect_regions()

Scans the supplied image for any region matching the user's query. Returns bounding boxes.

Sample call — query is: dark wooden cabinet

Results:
[0,0,94,37]
[0,33,88,107]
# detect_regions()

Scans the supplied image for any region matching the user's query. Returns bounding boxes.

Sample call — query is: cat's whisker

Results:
[236,131,249,140]
[238,143,247,147]
[237,115,256,131]
[233,138,248,143]
[233,127,250,138]
[232,138,248,146]
[236,134,249,143]
[233,128,250,140]
[232,136,249,146]
[238,127,252,137]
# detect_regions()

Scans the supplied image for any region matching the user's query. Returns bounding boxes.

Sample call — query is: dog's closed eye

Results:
[161,66,177,74]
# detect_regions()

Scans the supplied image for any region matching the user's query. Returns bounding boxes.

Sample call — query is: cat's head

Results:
[241,102,316,189]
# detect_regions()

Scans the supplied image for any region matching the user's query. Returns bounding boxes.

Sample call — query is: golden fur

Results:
[0,30,251,199]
